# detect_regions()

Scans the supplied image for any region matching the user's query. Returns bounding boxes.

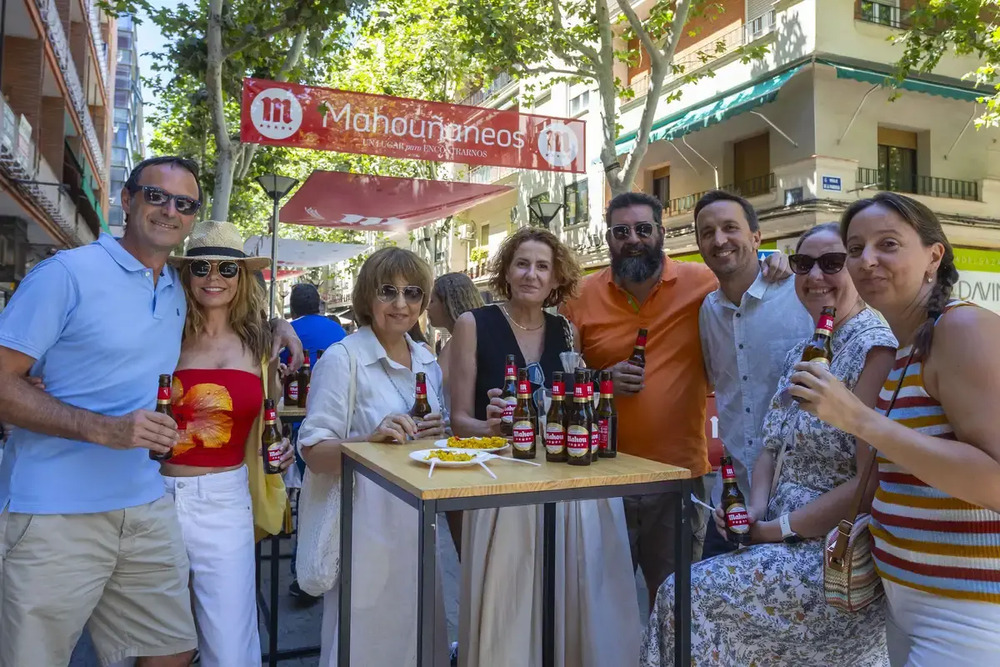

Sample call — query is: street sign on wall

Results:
[241,78,586,174]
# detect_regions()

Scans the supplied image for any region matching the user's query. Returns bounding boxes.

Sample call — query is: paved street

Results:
[70,513,649,666]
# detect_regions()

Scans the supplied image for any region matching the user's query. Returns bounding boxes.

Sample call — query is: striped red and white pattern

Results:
[871,303,1000,604]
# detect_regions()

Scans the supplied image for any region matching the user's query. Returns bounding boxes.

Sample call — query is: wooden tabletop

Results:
[277,399,306,418]
[341,439,691,501]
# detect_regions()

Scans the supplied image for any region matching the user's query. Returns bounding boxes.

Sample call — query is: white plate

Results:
[434,438,510,454]
[410,449,492,467]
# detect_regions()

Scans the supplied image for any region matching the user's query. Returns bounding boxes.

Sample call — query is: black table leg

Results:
[542,502,556,667]
[417,499,438,666]
[673,479,693,667]
[269,535,280,667]
[338,455,355,667]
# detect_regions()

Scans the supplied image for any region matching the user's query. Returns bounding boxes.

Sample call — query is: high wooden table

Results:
[339,440,694,667]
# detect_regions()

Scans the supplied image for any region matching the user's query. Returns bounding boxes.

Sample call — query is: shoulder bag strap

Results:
[829,345,917,567]
[334,343,358,437]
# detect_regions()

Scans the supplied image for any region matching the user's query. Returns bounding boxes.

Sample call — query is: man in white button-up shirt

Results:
[693,191,813,557]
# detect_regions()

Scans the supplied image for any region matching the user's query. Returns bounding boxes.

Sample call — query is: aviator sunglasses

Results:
[131,185,202,216]
[610,222,659,241]
[788,252,847,275]
[377,284,424,304]
[189,260,240,279]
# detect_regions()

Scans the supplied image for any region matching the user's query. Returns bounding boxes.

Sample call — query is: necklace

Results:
[379,359,414,410]
[500,304,544,331]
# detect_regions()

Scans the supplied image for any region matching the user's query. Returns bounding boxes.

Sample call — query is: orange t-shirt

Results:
[562,258,717,477]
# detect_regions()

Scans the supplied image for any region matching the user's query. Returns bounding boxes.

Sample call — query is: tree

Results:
[456,0,768,196]
[892,1,999,127]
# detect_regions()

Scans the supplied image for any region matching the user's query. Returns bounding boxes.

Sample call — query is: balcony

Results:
[460,72,515,108]
[855,1,910,29]
[469,164,518,185]
[856,168,980,201]
[35,0,106,180]
[86,0,109,93]
[667,173,777,215]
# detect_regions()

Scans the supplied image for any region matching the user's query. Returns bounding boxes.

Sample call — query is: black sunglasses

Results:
[131,185,202,216]
[377,284,424,304]
[189,260,240,279]
[610,223,658,241]
[789,252,847,275]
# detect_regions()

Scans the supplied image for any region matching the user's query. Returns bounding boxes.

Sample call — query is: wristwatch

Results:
[779,513,802,544]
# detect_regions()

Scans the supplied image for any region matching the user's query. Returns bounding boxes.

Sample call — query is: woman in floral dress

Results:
[641,224,896,666]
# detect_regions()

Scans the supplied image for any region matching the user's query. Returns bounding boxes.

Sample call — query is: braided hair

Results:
[841,192,958,359]
[432,272,485,328]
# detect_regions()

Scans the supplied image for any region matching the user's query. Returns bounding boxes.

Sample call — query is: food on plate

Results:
[445,435,507,449]
[425,450,475,462]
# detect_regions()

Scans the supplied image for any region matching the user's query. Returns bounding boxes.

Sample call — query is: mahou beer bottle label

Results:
[635,332,647,348]
[513,420,535,451]
[726,503,751,535]
[416,380,427,398]
[287,380,299,401]
[567,425,589,457]
[722,463,736,479]
[545,423,565,454]
[817,313,835,334]
[598,419,610,451]
[157,385,170,402]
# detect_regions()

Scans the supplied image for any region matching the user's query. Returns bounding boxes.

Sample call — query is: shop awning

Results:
[824,61,986,103]
[244,235,369,269]
[616,65,804,154]
[279,171,514,232]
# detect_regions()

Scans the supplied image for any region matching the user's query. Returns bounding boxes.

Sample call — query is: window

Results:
[434,232,445,263]
[859,0,902,28]
[568,90,590,117]
[479,224,489,247]
[529,192,551,227]
[877,127,918,193]
[651,167,670,209]
[532,91,552,109]
[732,133,771,196]
[563,180,589,227]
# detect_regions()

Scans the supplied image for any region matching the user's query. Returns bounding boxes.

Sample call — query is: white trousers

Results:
[164,466,261,667]
[884,578,1000,666]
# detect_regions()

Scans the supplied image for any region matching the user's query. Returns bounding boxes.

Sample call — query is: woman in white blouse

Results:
[297,247,449,667]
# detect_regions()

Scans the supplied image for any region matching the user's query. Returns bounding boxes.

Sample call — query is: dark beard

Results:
[611,241,664,283]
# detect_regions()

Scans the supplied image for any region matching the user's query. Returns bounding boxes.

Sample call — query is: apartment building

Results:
[428,0,1000,313]
[107,12,143,237]
[0,0,115,309]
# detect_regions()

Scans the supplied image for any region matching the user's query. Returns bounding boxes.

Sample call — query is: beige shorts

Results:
[0,495,197,667]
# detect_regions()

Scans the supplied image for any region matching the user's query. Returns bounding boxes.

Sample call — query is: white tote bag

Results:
[295,344,356,596]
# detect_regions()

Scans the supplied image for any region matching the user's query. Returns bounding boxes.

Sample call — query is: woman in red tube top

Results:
[162,220,294,667]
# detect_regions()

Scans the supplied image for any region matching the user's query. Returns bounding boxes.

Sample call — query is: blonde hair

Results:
[432,272,484,326]
[487,227,581,308]
[352,247,434,326]
[181,263,272,360]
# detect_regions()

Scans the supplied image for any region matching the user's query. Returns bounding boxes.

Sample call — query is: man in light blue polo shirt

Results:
[0,156,302,666]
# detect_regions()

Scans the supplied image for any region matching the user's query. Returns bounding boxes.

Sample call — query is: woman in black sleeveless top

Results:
[448,228,641,666]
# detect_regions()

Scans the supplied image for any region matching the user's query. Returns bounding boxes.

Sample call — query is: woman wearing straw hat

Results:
[163,220,295,667]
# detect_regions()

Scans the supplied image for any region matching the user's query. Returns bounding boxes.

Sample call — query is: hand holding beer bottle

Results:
[606,328,647,395]
[411,372,446,440]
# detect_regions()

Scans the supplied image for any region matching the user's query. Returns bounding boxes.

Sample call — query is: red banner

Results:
[240,78,586,174]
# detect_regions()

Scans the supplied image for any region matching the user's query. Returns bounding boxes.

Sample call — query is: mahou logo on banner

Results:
[241,78,586,174]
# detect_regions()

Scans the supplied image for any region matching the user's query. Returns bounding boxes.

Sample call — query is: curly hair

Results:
[352,247,434,326]
[432,272,484,326]
[180,263,272,361]
[487,227,581,308]
[841,192,958,359]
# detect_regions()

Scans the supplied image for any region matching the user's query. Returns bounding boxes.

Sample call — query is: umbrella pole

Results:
[269,199,279,319]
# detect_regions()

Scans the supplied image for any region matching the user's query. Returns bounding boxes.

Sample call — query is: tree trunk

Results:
[207,0,234,222]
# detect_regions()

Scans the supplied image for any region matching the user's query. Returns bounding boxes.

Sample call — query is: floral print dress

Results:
[640,308,897,667]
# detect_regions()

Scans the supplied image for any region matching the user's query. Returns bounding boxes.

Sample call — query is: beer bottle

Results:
[410,371,432,419]
[628,328,648,368]
[297,350,311,409]
[283,369,299,407]
[499,354,518,438]
[802,306,835,365]
[511,369,538,459]
[262,398,283,474]
[584,371,598,464]
[150,374,174,461]
[721,453,750,547]
[566,369,592,466]
[545,371,568,462]
[596,370,618,458]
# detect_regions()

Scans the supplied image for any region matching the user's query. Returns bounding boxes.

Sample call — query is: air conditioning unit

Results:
[459,224,476,242]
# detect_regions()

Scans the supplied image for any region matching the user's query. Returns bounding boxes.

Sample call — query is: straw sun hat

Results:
[170,219,271,272]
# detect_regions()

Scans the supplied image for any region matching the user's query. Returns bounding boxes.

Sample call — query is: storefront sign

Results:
[955,247,1000,314]
[241,78,586,174]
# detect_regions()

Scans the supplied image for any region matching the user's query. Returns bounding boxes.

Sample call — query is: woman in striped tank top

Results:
[791,192,1000,666]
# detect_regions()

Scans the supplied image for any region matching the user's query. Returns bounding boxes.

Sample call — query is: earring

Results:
[926,276,933,284]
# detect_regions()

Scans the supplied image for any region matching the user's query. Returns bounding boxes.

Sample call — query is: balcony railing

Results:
[35,0,107,180]
[460,72,515,107]
[626,9,777,99]
[469,164,517,185]
[86,0,109,93]
[856,1,910,29]
[667,173,776,215]
[857,168,980,201]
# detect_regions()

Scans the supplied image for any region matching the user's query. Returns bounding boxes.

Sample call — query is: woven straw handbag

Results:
[824,348,915,612]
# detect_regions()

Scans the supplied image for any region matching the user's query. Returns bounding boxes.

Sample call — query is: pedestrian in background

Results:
[426,272,484,390]
[288,283,346,367]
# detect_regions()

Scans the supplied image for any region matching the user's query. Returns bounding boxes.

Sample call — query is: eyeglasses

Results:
[610,223,658,240]
[788,252,847,275]
[377,284,424,304]
[189,260,240,279]
[131,185,202,216]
